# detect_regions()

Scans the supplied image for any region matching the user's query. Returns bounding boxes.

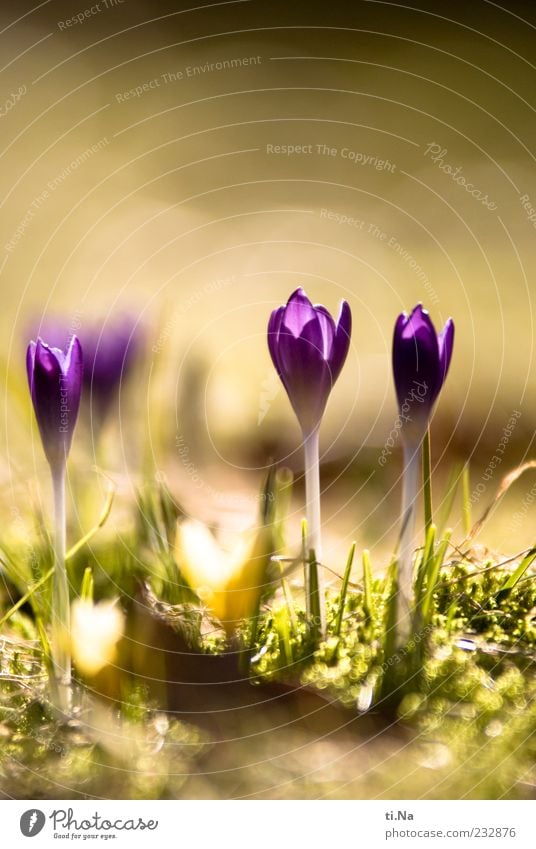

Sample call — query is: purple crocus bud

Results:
[268,288,352,434]
[26,336,83,471]
[392,304,454,441]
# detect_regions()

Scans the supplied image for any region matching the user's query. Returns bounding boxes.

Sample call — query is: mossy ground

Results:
[1,522,535,800]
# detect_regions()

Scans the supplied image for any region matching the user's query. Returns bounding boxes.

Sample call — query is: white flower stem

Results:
[395,439,421,647]
[51,465,71,713]
[303,425,326,637]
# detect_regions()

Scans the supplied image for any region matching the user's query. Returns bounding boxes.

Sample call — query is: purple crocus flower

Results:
[267,288,352,638]
[268,288,351,435]
[26,336,83,471]
[392,304,454,442]
[390,304,454,649]
[27,335,83,709]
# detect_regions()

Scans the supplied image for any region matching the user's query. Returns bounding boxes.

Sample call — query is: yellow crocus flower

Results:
[176,518,275,635]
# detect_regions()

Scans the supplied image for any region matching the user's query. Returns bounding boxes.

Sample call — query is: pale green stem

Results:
[51,464,71,713]
[422,427,433,534]
[303,425,326,637]
[395,439,421,647]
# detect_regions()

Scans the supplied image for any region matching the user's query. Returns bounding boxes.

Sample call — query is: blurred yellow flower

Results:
[176,518,275,635]
[71,599,125,677]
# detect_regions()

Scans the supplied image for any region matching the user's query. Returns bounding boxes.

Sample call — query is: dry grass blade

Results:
[464,461,536,544]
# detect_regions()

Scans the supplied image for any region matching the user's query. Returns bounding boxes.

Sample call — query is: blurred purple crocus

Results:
[391,304,454,645]
[268,288,352,635]
[82,318,141,424]
[26,335,83,712]
[393,304,454,444]
[26,336,83,473]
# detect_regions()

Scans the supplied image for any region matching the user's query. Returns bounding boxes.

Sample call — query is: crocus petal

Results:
[34,340,63,377]
[276,328,332,432]
[63,336,83,427]
[393,312,407,348]
[276,326,327,390]
[329,300,352,382]
[401,306,440,370]
[299,314,331,360]
[26,341,36,392]
[312,305,336,359]
[438,318,454,385]
[178,518,232,593]
[401,303,430,339]
[281,288,317,337]
[267,306,285,376]
[71,599,124,677]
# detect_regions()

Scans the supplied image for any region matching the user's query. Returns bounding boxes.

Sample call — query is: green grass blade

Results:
[0,566,54,628]
[333,541,356,637]
[497,546,536,600]
[415,522,436,607]
[279,563,297,634]
[308,549,321,644]
[35,615,54,683]
[80,567,94,602]
[382,556,400,664]
[362,548,373,627]
[421,530,452,625]
[66,485,115,561]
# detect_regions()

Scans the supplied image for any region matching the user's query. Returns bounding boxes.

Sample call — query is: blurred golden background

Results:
[1,0,535,566]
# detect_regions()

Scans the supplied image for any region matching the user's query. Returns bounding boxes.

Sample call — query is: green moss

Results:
[1,524,536,799]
